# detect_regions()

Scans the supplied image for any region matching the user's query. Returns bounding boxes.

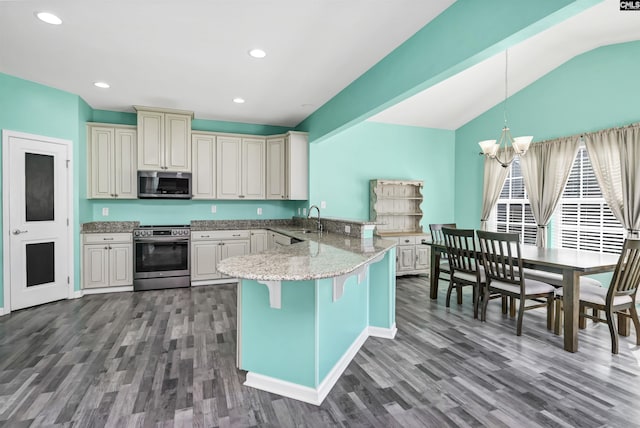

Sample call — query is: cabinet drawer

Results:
[192,230,250,241]
[397,236,416,245]
[83,233,132,244]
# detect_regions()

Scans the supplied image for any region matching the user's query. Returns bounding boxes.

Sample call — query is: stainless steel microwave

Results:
[138,171,192,199]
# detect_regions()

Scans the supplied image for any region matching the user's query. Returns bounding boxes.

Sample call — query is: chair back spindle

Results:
[442,228,478,276]
[608,239,640,302]
[429,223,457,242]
[476,231,524,289]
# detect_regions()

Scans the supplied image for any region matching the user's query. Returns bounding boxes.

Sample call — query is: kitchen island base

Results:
[237,248,396,405]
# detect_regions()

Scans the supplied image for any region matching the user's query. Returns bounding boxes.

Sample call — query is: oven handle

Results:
[134,237,190,243]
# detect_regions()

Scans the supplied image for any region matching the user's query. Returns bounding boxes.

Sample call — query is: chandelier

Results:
[478,50,533,168]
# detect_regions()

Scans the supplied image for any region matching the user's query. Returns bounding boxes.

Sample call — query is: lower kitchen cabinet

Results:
[82,233,133,288]
[250,230,268,254]
[393,234,430,276]
[191,230,250,284]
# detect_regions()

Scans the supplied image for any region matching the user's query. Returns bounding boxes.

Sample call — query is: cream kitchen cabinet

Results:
[266,131,309,200]
[191,132,217,199]
[87,124,137,199]
[191,230,250,284]
[250,230,268,254]
[82,233,133,288]
[135,106,193,172]
[394,234,430,276]
[216,136,265,199]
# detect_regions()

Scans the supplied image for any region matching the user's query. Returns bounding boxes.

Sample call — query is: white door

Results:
[3,131,71,311]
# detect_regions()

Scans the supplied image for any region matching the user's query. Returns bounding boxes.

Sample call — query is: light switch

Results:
[211,205,217,213]
[257,208,263,215]
[102,207,109,216]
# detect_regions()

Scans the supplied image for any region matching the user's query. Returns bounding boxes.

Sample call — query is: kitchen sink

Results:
[295,229,314,234]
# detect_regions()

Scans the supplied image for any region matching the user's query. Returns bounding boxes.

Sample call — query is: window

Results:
[490,157,537,245]
[552,146,625,254]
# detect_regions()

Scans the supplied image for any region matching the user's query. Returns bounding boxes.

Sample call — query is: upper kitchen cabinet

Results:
[135,106,193,172]
[217,136,265,199]
[191,132,217,199]
[266,131,308,200]
[87,124,137,199]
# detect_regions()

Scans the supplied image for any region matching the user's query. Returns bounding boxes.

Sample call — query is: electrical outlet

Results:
[345,225,351,234]
[298,208,301,215]
[102,207,109,216]
[303,208,307,215]
[257,207,262,215]
[211,205,217,213]
[320,201,326,209]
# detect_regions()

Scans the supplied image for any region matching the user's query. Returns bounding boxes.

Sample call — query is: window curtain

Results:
[584,124,640,238]
[480,148,512,231]
[520,137,580,247]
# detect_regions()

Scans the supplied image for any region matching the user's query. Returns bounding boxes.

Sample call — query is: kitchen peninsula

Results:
[218,226,397,405]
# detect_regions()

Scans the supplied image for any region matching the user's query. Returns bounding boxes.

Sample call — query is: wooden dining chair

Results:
[476,230,556,336]
[555,238,640,354]
[429,223,456,299]
[442,228,484,319]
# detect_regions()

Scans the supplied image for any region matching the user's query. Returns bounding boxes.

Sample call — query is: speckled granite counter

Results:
[218,228,395,281]
[81,221,139,233]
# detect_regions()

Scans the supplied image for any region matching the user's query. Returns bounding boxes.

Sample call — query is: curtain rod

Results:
[532,121,640,146]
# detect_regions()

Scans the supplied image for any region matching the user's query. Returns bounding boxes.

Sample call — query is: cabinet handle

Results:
[114,194,118,198]
[232,234,240,237]
[109,245,112,250]
[404,239,410,243]
[201,235,210,238]
[104,246,108,250]
[103,238,114,241]
[239,195,245,199]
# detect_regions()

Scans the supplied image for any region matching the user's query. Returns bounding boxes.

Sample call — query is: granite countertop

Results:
[81,221,139,233]
[217,228,396,281]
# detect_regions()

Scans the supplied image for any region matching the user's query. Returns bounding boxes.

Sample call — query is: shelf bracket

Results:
[256,280,282,309]
[332,264,368,302]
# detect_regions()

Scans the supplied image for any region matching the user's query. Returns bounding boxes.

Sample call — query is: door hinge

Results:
[67,218,69,226]
[66,160,70,168]
[67,276,70,284]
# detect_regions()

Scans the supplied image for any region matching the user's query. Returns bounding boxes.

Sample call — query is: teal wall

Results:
[296,0,600,143]
[309,121,455,227]
[454,41,640,230]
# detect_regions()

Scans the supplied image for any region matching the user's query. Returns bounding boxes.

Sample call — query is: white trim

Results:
[81,285,133,295]
[0,307,5,317]
[2,130,74,315]
[71,290,83,299]
[244,328,369,405]
[368,323,397,339]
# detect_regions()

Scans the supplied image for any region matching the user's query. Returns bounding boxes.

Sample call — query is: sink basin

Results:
[295,229,314,234]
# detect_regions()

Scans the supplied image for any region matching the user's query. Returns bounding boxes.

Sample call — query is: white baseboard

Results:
[70,290,83,299]
[0,307,5,316]
[82,285,133,295]
[368,323,397,339]
[245,326,390,405]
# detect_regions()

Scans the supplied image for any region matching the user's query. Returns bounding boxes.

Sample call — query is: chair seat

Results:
[523,268,602,288]
[491,278,555,295]
[556,283,635,306]
[452,266,486,283]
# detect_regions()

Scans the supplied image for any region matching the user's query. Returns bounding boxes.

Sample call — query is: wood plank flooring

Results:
[1,276,640,427]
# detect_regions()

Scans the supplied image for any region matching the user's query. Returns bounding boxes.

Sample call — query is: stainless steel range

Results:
[133,225,190,291]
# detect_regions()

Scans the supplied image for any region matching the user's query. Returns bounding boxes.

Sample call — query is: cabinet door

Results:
[266,137,285,200]
[267,232,276,250]
[242,138,265,199]
[250,230,268,254]
[165,113,191,172]
[109,243,133,286]
[415,245,430,271]
[191,241,221,281]
[192,134,216,199]
[286,132,309,200]
[114,128,137,199]
[397,246,415,272]
[137,110,165,170]
[216,136,242,199]
[89,126,114,199]
[219,241,250,278]
[83,245,109,288]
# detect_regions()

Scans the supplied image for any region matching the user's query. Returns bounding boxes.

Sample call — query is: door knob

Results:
[12,229,28,235]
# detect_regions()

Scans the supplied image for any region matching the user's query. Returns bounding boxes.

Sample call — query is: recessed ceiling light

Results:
[233,98,245,104]
[248,49,266,59]
[94,82,110,89]
[36,12,62,25]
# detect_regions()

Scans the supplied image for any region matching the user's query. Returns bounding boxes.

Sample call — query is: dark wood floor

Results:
[1,277,640,427]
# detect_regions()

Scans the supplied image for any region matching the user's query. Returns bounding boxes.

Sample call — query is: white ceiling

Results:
[0,0,453,127]
[369,0,640,130]
[1,1,639,131]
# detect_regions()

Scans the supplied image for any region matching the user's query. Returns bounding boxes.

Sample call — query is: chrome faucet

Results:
[308,205,322,232]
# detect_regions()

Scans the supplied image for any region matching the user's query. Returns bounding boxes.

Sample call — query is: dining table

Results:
[424,239,620,353]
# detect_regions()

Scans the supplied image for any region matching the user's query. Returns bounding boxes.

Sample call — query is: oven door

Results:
[134,237,190,279]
